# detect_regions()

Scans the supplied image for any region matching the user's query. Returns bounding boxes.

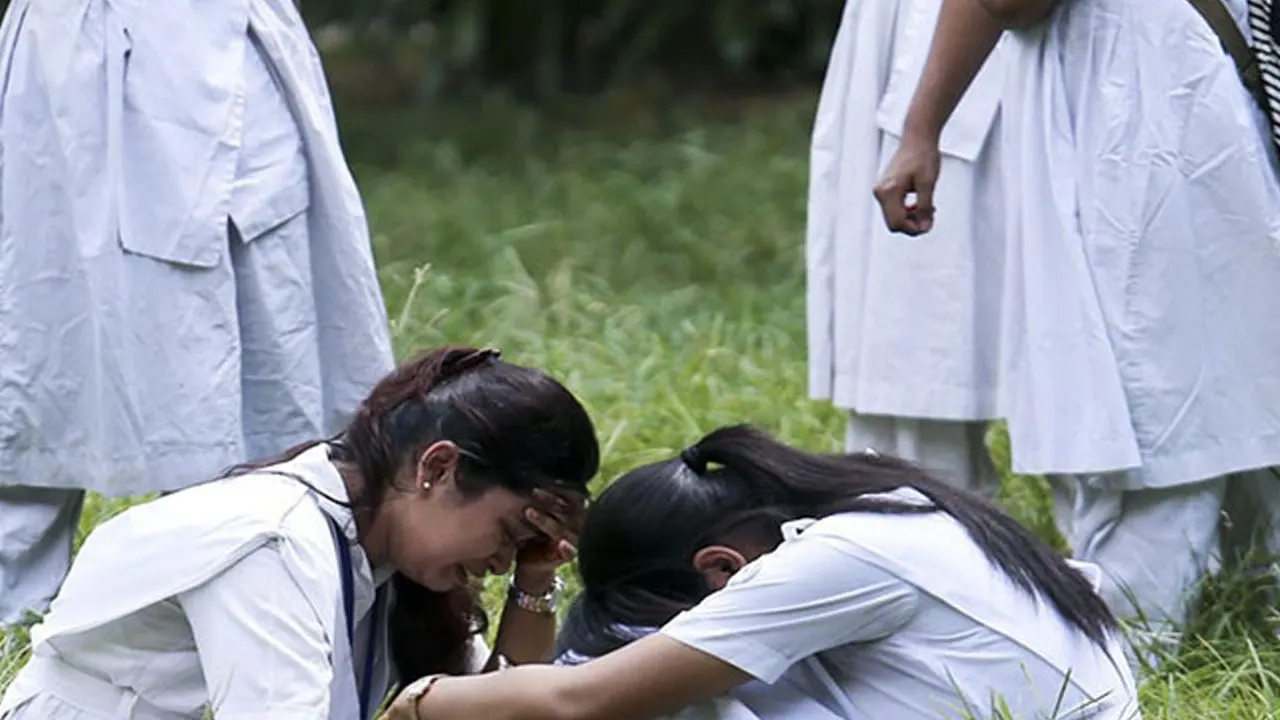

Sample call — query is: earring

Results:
[422,481,432,490]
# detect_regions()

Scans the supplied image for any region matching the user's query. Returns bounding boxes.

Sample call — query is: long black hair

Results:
[557,424,1116,661]
[226,346,600,678]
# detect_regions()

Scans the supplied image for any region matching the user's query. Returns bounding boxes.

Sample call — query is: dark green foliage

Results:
[300,0,844,99]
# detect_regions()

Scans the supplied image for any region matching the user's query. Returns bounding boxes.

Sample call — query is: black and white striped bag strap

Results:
[1248,0,1280,152]
[1187,0,1279,154]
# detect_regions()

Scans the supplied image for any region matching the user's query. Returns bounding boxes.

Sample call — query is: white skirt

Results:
[807,0,1006,422]
[996,0,1280,487]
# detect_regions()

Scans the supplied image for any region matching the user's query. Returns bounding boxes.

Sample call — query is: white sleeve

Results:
[659,533,920,684]
[178,543,333,719]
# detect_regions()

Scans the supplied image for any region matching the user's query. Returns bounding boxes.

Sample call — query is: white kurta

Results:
[0,445,432,719]
[997,0,1280,488]
[807,0,1007,421]
[660,490,1140,720]
[0,0,395,496]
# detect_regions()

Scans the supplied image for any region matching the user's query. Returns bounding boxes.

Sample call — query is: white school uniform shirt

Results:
[0,444,481,720]
[660,490,1142,720]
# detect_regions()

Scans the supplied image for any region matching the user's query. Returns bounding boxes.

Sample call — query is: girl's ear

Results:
[691,545,748,591]
[416,441,460,495]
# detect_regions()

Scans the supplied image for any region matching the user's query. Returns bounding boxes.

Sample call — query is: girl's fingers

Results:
[557,539,578,561]
[525,507,575,545]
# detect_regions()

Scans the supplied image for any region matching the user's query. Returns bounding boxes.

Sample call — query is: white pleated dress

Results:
[0,0,395,497]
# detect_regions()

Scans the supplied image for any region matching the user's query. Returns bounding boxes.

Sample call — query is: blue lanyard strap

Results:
[363,589,385,714]
[325,514,382,720]
[253,468,385,718]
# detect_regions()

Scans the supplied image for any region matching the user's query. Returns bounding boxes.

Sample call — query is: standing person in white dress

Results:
[807,0,1007,495]
[874,0,1280,655]
[0,0,396,627]
[385,425,1141,720]
[0,346,601,720]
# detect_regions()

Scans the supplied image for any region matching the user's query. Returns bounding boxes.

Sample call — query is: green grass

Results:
[2,89,1279,717]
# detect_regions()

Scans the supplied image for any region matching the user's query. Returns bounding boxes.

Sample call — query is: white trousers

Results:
[1050,471,1280,655]
[0,487,83,626]
[844,412,998,498]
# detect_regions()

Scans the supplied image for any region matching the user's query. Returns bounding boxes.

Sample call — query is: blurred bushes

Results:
[302,0,844,101]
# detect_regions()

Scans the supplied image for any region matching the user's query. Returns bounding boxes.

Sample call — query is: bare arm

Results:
[486,571,559,667]
[900,0,1009,145]
[875,0,1058,234]
[415,634,751,720]
[904,0,1061,139]
[977,0,1058,30]
[484,489,588,668]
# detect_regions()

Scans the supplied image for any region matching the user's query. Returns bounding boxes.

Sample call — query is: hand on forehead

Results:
[524,487,586,539]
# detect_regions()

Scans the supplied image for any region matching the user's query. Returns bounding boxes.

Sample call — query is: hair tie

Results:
[441,347,503,379]
[680,445,707,474]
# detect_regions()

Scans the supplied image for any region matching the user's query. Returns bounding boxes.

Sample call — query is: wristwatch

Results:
[403,674,444,719]
[508,574,565,615]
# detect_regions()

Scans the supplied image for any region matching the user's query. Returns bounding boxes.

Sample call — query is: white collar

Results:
[288,443,360,540]
[780,487,934,540]
[275,444,394,589]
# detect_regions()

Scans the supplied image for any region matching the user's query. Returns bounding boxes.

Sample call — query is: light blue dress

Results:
[0,0,395,496]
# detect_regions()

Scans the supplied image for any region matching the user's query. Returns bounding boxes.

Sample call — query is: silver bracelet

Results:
[507,574,565,615]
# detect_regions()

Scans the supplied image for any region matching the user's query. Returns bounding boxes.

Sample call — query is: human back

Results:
[759,496,1138,718]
